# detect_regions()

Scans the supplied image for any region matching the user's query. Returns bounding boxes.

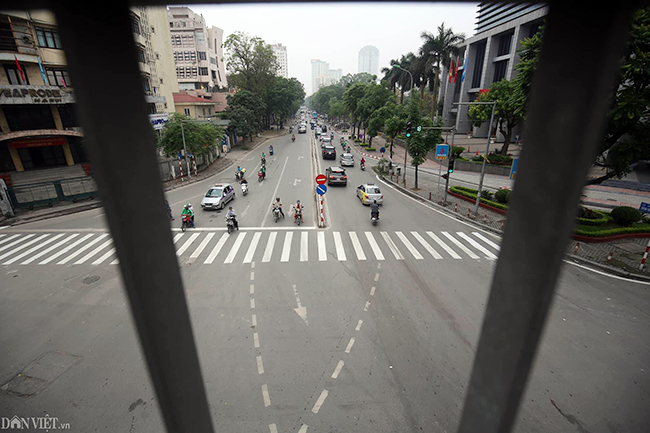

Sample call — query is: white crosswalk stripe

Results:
[0,233,20,246]
[395,231,423,260]
[441,231,479,259]
[1,229,503,266]
[456,232,498,259]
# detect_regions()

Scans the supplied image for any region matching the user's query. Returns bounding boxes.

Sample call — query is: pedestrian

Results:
[165,199,174,221]
[222,144,228,156]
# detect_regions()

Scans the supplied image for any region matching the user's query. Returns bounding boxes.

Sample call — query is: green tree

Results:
[339,72,376,87]
[356,81,394,143]
[227,90,265,142]
[467,80,522,155]
[328,98,346,123]
[367,104,398,147]
[223,31,278,95]
[159,113,224,157]
[381,59,401,95]
[343,82,369,135]
[263,76,305,128]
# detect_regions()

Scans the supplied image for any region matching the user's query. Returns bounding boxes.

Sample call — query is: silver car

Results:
[201,183,235,210]
[340,153,354,167]
[357,183,383,205]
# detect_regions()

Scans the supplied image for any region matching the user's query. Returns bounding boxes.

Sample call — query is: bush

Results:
[611,206,643,226]
[449,186,508,211]
[472,155,483,162]
[575,208,609,226]
[365,147,376,152]
[451,146,465,158]
[374,158,390,176]
[494,188,510,204]
[480,189,493,200]
[354,138,362,143]
[574,224,650,237]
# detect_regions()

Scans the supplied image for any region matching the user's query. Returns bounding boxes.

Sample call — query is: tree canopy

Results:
[159,113,225,157]
[223,31,278,95]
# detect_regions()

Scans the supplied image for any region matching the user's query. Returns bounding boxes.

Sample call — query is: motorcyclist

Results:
[292,199,304,223]
[188,203,195,225]
[347,145,351,153]
[165,199,174,221]
[360,157,366,167]
[292,133,296,141]
[269,145,274,154]
[370,200,379,220]
[225,206,239,230]
[181,204,195,228]
[258,166,266,180]
[261,153,266,166]
[271,197,285,218]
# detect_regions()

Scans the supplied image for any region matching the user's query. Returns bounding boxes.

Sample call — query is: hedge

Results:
[576,210,609,226]
[354,139,362,143]
[574,224,650,237]
[449,186,508,211]
[365,147,376,151]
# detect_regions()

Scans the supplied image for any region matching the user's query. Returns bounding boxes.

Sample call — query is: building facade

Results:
[439,3,547,138]
[271,43,288,78]
[311,59,342,93]
[167,6,227,92]
[358,45,379,76]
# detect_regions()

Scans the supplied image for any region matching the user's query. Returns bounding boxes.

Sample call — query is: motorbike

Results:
[261,157,266,166]
[360,162,366,171]
[241,182,249,196]
[292,136,295,142]
[371,212,379,226]
[181,214,192,232]
[273,207,281,223]
[258,171,265,182]
[294,209,302,226]
[235,169,246,182]
[226,215,236,234]
[269,147,274,155]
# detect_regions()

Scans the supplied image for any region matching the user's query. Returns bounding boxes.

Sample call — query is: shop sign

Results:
[149,113,169,130]
[0,85,66,104]
[11,137,66,149]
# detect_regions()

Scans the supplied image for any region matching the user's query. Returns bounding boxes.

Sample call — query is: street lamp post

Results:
[179,120,191,179]
[392,64,413,185]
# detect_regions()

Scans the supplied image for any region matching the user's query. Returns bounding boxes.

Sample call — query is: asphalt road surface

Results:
[0,127,648,433]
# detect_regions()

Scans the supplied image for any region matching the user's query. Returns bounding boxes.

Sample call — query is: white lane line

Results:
[364,232,385,260]
[364,301,371,311]
[57,234,108,265]
[331,360,344,379]
[411,231,443,259]
[176,233,200,256]
[426,231,461,259]
[92,247,116,265]
[374,273,379,281]
[3,233,64,265]
[205,233,228,264]
[457,232,498,259]
[252,314,257,327]
[442,231,479,259]
[254,332,260,348]
[251,299,255,309]
[395,231,423,260]
[40,234,93,264]
[281,231,293,262]
[356,320,363,331]
[243,232,262,263]
[242,204,251,217]
[262,384,271,407]
[333,232,346,261]
[190,232,214,258]
[261,156,290,227]
[318,231,326,261]
[312,389,329,413]
[251,261,255,269]
[0,234,33,252]
[370,287,376,296]
[262,232,277,262]
[257,355,264,374]
[0,234,4,239]
[349,232,366,260]
[378,263,381,269]
[111,258,119,265]
[0,234,23,248]
[298,425,308,433]
[381,232,404,260]
[0,234,46,260]
[224,232,247,264]
[22,234,79,264]
[301,231,308,262]
[345,337,356,353]
[472,232,501,251]
[250,271,255,281]
[269,424,278,433]
[74,239,113,264]
[250,284,254,294]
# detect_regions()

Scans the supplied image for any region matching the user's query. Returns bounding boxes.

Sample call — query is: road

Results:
[0,125,648,433]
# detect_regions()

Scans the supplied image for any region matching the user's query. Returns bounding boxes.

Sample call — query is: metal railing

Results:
[8,176,97,209]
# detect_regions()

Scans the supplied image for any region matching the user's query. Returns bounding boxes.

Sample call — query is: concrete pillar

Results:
[0,106,11,134]
[50,106,74,166]
[62,139,74,166]
[0,107,24,172]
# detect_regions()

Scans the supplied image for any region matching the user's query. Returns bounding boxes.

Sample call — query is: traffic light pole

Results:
[474,102,497,214]
[444,126,456,204]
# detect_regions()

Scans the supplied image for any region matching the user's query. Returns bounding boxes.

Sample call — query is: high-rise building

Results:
[311,59,342,94]
[358,45,379,76]
[167,6,227,92]
[271,43,288,78]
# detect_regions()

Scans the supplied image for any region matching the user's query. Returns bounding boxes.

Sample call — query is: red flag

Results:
[14,55,25,82]
[453,57,460,83]
[448,59,454,83]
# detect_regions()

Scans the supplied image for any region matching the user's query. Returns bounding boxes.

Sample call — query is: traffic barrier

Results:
[574,242,579,254]
[483,214,488,224]
[467,208,471,218]
[320,195,324,227]
[454,203,458,212]
[192,154,197,176]
[178,156,183,181]
[429,192,432,200]
[468,146,471,152]
[640,240,650,270]
[607,251,613,263]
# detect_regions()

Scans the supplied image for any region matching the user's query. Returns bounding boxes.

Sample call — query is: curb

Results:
[379,171,650,281]
[2,201,104,226]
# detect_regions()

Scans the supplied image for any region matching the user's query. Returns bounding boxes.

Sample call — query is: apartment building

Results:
[271,43,288,78]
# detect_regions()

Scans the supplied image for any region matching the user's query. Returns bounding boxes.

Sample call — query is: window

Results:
[131,20,141,35]
[184,108,190,116]
[497,32,514,56]
[142,76,151,93]
[46,69,71,87]
[137,48,146,64]
[35,27,62,49]
[183,51,190,61]
[210,57,216,65]
[472,40,486,88]
[198,52,206,61]
[211,70,216,79]
[191,67,198,77]
[196,31,205,44]
[190,51,196,62]
[4,64,29,85]
[217,70,222,83]
[172,35,181,47]
[160,78,164,84]
[176,67,184,78]
[3,104,56,131]
[202,108,206,116]
[493,60,508,83]
[199,67,208,76]
[169,22,173,28]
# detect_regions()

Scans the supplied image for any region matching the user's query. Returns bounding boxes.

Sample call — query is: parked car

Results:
[326,166,348,186]
[340,153,354,167]
[356,183,383,205]
[323,145,336,159]
[201,183,235,210]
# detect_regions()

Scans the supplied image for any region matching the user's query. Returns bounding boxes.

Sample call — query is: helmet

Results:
[297,200,300,204]
[373,200,377,204]
[229,207,233,210]
[188,203,192,207]
[184,204,189,209]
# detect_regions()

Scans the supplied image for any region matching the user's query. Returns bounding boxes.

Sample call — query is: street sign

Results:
[436,144,449,160]
[640,202,650,213]
[315,174,327,185]
[416,125,422,132]
[380,147,385,155]
[509,158,519,180]
[316,184,327,195]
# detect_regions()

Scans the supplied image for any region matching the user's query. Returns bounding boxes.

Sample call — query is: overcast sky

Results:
[188,2,479,95]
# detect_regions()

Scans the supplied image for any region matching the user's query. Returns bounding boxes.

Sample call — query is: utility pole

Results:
[474,102,497,215]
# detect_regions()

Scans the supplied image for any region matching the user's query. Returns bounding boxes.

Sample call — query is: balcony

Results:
[133,32,146,47]
[145,93,166,104]
[138,61,151,75]
[0,16,38,56]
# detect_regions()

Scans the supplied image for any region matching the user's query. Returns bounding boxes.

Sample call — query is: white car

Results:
[299,125,307,134]
[340,153,354,167]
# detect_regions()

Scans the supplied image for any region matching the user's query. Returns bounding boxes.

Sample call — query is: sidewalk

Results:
[0,129,284,226]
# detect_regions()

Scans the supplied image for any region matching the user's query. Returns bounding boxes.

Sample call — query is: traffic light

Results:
[406,121,412,138]
[441,173,449,180]
[448,157,455,174]
[416,125,422,132]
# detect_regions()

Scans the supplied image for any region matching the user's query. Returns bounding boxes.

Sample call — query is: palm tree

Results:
[411,55,429,114]
[420,23,466,119]
[381,59,400,95]
[396,53,415,104]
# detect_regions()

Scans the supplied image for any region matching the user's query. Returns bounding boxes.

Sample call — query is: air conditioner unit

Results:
[22,35,32,44]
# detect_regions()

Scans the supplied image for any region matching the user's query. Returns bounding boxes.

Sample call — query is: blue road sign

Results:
[316,184,327,195]
[435,144,449,160]
[640,202,650,213]
[509,158,519,180]
[380,147,386,154]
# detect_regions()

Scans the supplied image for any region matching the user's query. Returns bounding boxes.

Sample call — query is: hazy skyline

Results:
[187,2,479,95]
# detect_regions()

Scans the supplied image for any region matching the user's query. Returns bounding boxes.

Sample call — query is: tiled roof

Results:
[173,93,215,104]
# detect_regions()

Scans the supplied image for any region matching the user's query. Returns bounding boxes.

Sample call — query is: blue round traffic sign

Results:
[316,184,327,195]
[380,147,385,153]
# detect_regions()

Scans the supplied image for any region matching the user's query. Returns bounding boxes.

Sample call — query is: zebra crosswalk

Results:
[0,229,501,267]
